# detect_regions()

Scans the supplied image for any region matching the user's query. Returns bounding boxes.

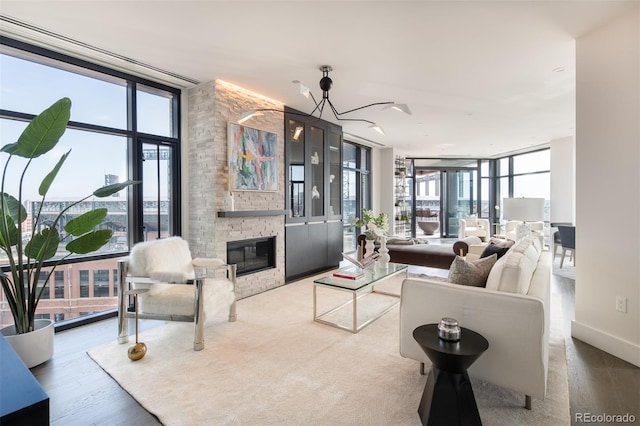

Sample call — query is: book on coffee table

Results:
[332,267,365,280]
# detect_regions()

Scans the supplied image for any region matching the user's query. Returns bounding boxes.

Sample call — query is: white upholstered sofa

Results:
[399,236,551,409]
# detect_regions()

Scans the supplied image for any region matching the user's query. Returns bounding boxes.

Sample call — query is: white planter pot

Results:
[1,319,54,368]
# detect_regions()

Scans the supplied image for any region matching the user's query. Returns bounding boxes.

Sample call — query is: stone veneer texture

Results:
[187,80,286,299]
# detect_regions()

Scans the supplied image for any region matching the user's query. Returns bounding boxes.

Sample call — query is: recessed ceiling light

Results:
[552,66,566,73]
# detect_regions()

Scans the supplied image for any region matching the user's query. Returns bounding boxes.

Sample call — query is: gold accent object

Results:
[128,342,147,361]
[128,291,147,361]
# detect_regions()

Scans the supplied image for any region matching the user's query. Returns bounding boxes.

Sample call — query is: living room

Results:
[0,1,638,425]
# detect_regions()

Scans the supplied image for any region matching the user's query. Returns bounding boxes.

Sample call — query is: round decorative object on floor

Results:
[1,319,54,368]
[128,342,147,361]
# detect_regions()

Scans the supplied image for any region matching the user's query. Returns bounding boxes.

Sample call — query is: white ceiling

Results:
[0,1,636,158]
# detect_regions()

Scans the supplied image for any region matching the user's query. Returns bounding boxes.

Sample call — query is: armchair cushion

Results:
[149,271,194,284]
[139,279,235,321]
[464,214,478,227]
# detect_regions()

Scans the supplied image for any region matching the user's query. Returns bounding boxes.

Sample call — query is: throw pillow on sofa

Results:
[488,237,514,248]
[480,243,510,260]
[485,236,541,294]
[447,253,498,287]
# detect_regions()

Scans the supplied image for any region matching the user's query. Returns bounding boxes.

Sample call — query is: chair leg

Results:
[117,260,129,344]
[420,362,425,375]
[193,277,205,351]
[525,395,532,410]
[228,264,238,322]
[560,248,567,268]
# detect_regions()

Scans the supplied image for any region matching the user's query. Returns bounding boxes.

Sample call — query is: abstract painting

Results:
[228,122,278,191]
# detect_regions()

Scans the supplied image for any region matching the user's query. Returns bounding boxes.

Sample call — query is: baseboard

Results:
[571,320,640,367]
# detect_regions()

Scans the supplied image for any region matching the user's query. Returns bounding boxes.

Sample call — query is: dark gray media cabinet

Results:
[284,108,343,282]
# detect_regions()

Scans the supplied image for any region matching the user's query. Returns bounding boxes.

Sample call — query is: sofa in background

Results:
[386,236,483,270]
[399,235,551,409]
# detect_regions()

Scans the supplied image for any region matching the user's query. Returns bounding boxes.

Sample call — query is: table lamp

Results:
[502,197,545,241]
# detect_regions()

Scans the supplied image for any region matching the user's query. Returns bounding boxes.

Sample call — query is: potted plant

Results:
[0,97,137,367]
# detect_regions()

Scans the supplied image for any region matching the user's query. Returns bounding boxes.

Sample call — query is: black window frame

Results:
[0,36,182,261]
[0,36,183,331]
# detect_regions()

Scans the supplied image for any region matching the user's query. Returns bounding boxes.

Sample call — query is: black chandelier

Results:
[238,65,411,135]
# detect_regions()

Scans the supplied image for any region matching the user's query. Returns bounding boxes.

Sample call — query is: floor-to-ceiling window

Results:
[495,149,550,220]
[342,141,371,252]
[0,38,181,328]
[412,159,479,238]
[494,148,550,241]
[410,151,549,239]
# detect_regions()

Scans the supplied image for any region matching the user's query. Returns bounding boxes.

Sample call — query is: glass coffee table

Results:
[313,262,408,333]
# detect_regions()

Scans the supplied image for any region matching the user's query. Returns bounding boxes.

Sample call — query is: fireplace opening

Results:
[227,237,276,276]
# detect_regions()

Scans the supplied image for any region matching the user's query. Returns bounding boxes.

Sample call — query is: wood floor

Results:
[30,268,639,426]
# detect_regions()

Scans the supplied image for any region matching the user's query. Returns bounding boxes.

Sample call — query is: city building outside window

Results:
[79,271,90,298]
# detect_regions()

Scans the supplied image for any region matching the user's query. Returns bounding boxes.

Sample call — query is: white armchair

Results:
[117,237,237,351]
[458,215,490,242]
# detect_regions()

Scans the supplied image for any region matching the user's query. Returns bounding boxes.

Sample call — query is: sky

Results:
[1,50,173,201]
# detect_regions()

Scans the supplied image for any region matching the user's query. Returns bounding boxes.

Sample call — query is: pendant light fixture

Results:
[238,65,411,135]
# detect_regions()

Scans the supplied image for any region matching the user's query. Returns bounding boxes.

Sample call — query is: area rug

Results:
[553,255,576,280]
[88,273,570,425]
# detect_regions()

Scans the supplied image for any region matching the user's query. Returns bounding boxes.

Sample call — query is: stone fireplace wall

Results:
[187,80,286,299]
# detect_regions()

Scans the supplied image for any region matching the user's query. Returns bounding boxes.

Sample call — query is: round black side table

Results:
[413,324,489,426]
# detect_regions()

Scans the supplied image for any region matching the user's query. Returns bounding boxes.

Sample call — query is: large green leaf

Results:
[1,192,27,224]
[93,180,140,198]
[39,149,71,197]
[13,98,71,159]
[1,143,19,154]
[0,215,19,247]
[66,229,112,254]
[64,208,108,236]
[25,227,60,261]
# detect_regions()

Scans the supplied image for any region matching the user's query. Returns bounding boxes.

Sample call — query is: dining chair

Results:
[557,225,575,268]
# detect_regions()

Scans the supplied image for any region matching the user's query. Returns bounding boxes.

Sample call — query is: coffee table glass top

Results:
[314,262,408,291]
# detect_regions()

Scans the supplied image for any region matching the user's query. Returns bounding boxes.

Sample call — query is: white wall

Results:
[550,136,575,224]
[574,6,640,367]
